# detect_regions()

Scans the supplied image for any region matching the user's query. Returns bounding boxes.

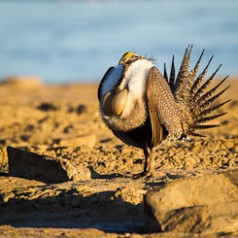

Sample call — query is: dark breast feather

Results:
[112,117,152,149]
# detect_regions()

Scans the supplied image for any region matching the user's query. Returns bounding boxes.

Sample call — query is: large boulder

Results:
[7,146,91,183]
[144,170,238,233]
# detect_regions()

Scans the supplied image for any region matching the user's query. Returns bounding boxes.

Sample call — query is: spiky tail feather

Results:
[166,45,230,137]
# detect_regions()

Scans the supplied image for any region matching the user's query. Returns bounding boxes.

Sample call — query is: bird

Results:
[98,45,230,178]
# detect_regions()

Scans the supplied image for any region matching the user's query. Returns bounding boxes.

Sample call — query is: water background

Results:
[0,0,238,84]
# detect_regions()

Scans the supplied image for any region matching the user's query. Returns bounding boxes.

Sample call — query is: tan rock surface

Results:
[144,170,238,233]
[0,78,237,237]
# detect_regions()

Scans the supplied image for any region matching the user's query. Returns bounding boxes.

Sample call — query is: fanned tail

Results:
[164,63,168,82]
[200,84,230,111]
[190,55,213,98]
[164,55,176,93]
[189,73,229,137]
[174,45,193,100]
[176,45,192,87]
[189,132,206,138]
[197,112,227,124]
[190,49,205,83]
[170,55,176,92]
[198,99,231,118]
[168,45,230,137]
[193,64,222,103]
[191,70,230,136]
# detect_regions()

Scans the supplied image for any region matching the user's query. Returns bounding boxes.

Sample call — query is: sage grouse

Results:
[98,46,229,177]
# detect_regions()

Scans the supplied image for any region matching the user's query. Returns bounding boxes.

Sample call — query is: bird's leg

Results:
[144,147,156,176]
[133,146,155,179]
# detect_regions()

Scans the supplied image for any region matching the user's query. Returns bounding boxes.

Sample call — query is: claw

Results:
[132,171,152,179]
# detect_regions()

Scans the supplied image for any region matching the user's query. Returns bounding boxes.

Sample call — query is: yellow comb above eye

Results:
[123,52,134,59]
[119,51,139,64]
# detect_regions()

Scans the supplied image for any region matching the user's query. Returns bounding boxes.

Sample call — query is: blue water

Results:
[0,0,238,83]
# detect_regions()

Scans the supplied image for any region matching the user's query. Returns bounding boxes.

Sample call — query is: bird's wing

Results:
[146,67,183,145]
[164,45,230,137]
[146,68,164,147]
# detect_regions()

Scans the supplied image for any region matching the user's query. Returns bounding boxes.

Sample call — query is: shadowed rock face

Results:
[144,170,238,233]
[7,146,91,183]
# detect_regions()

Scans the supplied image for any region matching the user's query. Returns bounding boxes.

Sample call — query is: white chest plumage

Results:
[119,59,154,117]
[100,59,154,102]
[99,58,154,131]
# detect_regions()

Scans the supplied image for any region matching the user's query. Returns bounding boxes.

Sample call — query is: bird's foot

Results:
[132,171,153,179]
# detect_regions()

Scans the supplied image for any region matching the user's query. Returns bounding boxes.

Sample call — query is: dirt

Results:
[0,77,237,237]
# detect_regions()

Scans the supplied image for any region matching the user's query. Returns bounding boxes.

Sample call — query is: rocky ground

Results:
[0,77,237,237]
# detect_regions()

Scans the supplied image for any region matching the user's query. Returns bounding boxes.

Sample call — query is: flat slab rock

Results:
[144,169,238,233]
[7,146,91,183]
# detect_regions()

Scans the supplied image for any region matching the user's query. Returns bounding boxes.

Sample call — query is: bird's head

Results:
[119,52,144,65]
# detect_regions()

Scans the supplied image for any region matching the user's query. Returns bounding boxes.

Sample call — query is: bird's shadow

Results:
[88,165,148,180]
[89,166,126,179]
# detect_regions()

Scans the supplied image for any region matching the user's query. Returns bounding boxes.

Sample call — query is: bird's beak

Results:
[100,88,128,117]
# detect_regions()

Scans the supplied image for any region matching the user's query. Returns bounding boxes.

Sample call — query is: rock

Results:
[59,134,96,148]
[114,187,146,205]
[37,102,58,111]
[0,146,8,169]
[7,146,91,183]
[0,76,43,90]
[76,104,87,114]
[144,170,238,233]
